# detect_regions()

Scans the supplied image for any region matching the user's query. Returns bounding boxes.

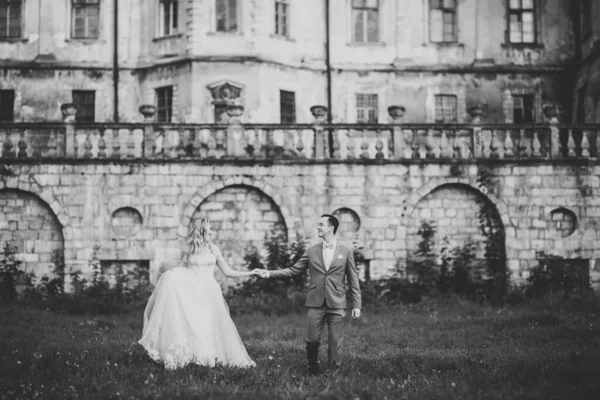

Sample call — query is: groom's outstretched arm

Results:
[346,249,362,310]
[264,250,309,279]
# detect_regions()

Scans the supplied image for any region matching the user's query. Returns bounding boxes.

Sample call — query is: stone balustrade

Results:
[0,103,599,162]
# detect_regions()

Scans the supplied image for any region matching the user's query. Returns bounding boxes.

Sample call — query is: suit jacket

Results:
[268,242,362,310]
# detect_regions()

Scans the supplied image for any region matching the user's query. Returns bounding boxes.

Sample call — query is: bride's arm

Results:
[213,245,255,278]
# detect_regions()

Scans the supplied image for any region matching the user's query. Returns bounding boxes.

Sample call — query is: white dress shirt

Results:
[322,239,336,270]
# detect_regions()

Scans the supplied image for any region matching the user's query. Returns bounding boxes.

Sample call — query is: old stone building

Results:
[0,0,583,124]
[1,1,600,291]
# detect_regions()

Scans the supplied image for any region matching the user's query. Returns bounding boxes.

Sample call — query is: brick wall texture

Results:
[1,162,599,290]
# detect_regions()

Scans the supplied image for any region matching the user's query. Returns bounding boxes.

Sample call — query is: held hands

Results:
[351,308,361,320]
[251,269,269,279]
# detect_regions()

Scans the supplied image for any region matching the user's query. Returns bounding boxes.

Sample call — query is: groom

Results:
[258,214,362,375]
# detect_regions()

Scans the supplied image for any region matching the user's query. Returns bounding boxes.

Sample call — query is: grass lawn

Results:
[1,298,599,399]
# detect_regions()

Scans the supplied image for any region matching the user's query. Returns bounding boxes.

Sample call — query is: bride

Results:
[138,217,261,370]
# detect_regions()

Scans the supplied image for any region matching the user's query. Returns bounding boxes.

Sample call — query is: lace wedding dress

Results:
[138,248,256,370]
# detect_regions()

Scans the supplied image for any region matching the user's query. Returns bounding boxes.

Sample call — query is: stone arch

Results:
[403,180,507,279]
[180,175,293,239]
[1,177,73,241]
[0,188,65,277]
[190,184,288,286]
[332,207,362,246]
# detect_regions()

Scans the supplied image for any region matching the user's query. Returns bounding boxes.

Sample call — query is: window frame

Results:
[429,0,457,43]
[0,0,23,40]
[274,0,289,37]
[279,90,296,124]
[0,89,15,121]
[434,94,458,123]
[215,0,239,33]
[512,94,535,124]
[70,0,100,40]
[72,90,96,123]
[351,0,380,44]
[155,86,174,123]
[157,0,178,37]
[506,0,538,45]
[356,93,378,124]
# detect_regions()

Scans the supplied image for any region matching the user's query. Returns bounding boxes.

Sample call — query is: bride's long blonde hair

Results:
[183,217,214,266]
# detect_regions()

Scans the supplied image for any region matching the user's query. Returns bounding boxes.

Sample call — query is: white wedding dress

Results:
[138,248,256,370]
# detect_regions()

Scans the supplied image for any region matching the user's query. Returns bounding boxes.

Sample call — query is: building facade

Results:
[0,0,582,124]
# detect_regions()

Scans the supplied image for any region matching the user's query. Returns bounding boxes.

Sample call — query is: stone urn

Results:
[139,104,157,121]
[310,105,328,122]
[388,105,406,121]
[60,103,78,122]
[543,104,562,122]
[226,99,244,120]
[468,104,486,120]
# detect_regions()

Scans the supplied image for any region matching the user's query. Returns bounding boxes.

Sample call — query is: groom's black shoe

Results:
[306,342,322,376]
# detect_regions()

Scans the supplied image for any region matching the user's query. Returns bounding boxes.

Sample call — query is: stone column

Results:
[388,105,405,159]
[226,100,245,157]
[468,104,486,159]
[139,105,156,159]
[310,105,328,159]
[61,103,78,157]
[543,105,562,158]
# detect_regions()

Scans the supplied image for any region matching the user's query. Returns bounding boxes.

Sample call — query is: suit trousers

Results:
[306,304,346,368]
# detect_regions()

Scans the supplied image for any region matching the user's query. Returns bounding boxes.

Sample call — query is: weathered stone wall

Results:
[1,161,599,289]
[0,188,64,277]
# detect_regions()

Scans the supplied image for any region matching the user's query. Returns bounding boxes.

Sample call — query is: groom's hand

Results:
[351,308,361,319]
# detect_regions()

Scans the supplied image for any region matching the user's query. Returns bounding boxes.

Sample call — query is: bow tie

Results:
[322,243,334,249]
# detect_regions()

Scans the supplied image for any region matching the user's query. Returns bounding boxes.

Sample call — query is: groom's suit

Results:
[268,241,361,371]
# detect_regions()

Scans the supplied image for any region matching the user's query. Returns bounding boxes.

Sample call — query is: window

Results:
[72,90,96,122]
[508,0,536,44]
[434,94,457,123]
[156,86,173,123]
[158,0,178,37]
[216,0,238,32]
[581,0,592,38]
[71,0,100,39]
[356,94,378,123]
[429,0,456,43]
[351,0,379,43]
[275,0,289,37]
[0,0,21,39]
[280,90,296,123]
[512,94,535,123]
[0,89,15,121]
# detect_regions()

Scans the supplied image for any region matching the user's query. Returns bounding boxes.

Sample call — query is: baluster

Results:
[206,129,217,158]
[360,131,370,159]
[112,129,121,159]
[519,129,528,158]
[191,129,201,158]
[17,131,27,158]
[216,129,226,157]
[532,132,541,157]
[284,129,295,158]
[174,129,184,158]
[47,131,57,158]
[440,130,450,158]
[82,132,93,158]
[346,130,356,159]
[332,129,342,159]
[426,130,434,158]
[452,133,462,159]
[151,129,159,157]
[162,130,171,158]
[127,129,137,158]
[295,129,305,157]
[2,132,14,158]
[411,130,420,159]
[375,130,384,159]
[490,130,500,158]
[581,131,590,158]
[244,129,256,157]
[404,129,414,159]
[97,129,107,158]
[567,130,576,157]
[32,137,41,158]
[504,131,514,158]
